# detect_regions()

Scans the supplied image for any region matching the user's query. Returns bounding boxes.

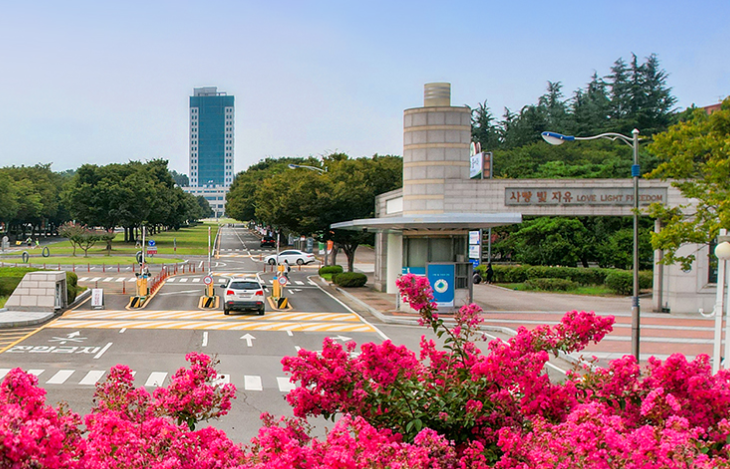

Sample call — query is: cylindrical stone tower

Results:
[402,83,471,215]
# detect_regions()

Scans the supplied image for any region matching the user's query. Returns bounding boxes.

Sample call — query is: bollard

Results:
[73,264,76,272]
[122,281,125,294]
[43,263,46,269]
[58,263,60,270]
[87,264,90,272]
[95,281,98,289]
[117,264,120,272]
[103,264,106,273]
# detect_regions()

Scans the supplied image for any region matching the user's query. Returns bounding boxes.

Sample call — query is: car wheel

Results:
[224,308,230,315]
[268,259,276,265]
[296,258,304,265]
[257,307,265,316]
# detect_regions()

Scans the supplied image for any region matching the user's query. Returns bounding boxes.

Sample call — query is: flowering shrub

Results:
[0,352,241,468]
[2,273,730,467]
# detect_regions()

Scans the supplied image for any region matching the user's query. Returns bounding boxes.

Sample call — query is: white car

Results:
[264,249,316,265]
[220,278,266,315]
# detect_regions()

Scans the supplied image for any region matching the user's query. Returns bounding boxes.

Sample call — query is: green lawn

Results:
[6,222,222,259]
[0,256,183,267]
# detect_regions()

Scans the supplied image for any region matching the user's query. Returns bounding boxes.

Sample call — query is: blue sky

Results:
[0,0,727,175]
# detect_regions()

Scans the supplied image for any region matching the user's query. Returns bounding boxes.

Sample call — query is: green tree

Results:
[646,97,730,270]
[246,154,402,271]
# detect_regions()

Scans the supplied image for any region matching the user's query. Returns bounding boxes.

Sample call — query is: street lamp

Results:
[542,129,642,361]
[288,163,327,174]
[713,231,730,372]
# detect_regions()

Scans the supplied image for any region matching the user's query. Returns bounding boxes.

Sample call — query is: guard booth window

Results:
[403,236,467,269]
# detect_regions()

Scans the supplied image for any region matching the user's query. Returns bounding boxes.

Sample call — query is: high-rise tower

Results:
[189,87,234,187]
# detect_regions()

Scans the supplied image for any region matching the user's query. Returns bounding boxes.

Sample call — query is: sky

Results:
[0,0,728,175]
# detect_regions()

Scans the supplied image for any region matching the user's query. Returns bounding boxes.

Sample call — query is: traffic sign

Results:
[148,240,156,247]
[203,275,213,285]
[278,276,288,286]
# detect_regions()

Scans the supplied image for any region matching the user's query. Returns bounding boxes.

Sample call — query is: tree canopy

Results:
[646,97,730,270]
[226,153,402,271]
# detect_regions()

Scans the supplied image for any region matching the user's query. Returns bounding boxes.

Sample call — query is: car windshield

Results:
[229,281,261,290]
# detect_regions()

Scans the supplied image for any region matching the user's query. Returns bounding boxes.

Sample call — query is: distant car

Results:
[263,249,316,266]
[220,278,266,315]
[260,236,276,248]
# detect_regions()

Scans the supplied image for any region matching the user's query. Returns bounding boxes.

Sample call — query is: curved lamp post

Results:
[542,129,642,361]
[714,232,730,372]
[288,163,327,174]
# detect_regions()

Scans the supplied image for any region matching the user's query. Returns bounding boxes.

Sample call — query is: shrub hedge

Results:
[523,278,578,292]
[318,265,344,276]
[475,264,653,293]
[604,270,653,295]
[333,272,367,288]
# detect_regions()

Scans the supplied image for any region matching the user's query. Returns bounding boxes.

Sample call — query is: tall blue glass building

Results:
[189,87,234,187]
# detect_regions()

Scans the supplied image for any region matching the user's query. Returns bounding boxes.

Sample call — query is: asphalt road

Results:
[0,226,408,444]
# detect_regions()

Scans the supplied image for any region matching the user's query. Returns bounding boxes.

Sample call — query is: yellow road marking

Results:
[50,320,375,332]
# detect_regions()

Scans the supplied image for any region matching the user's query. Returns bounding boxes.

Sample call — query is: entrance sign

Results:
[505,187,667,206]
[427,263,455,308]
[278,276,288,286]
[91,289,104,309]
[203,275,213,285]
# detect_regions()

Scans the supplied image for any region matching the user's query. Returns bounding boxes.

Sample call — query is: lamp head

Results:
[541,131,574,146]
[716,241,730,261]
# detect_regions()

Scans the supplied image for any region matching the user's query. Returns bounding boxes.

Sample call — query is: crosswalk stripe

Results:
[78,277,89,281]
[192,278,201,283]
[89,277,102,282]
[116,278,126,282]
[47,370,75,384]
[2,368,296,392]
[145,372,167,387]
[277,377,296,393]
[245,375,263,391]
[167,278,176,282]
[79,370,105,385]
[213,374,230,385]
[104,277,115,282]
[295,281,304,285]
[180,278,189,283]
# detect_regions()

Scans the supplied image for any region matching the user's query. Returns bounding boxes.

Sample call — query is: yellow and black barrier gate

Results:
[128,273,149,309]
[198,275,219,309]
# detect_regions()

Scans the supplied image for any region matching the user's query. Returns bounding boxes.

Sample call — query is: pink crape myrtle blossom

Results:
[0,368,85,468]
[3,271,730,467]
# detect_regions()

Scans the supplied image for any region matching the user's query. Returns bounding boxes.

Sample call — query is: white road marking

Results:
[28,369,44,378]
[94,342,113,359]
[277,377,296,393]
[145,372,167,387]
[47,370,75,384]
[287,330,293,336]
[202,331,208,347]
[0,369,9,380]
[79,370,105,385]
[192,278,201,283]
[244,375,263,391]
[119,328,126,333]
[180,278,189,283]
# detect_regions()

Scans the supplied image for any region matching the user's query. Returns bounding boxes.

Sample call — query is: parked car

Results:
[263,249,316,265]
[220,278,266,315]
[260,236,276,248]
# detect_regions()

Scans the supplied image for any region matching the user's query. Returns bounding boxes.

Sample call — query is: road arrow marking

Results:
[331,335,352,342]
[68,331,81,338]
[240,333,256,347]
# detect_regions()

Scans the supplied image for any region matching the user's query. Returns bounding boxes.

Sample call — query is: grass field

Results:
[4,222,222,260]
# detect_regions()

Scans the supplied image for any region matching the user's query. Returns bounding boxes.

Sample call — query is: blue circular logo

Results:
[434,279,448,293]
